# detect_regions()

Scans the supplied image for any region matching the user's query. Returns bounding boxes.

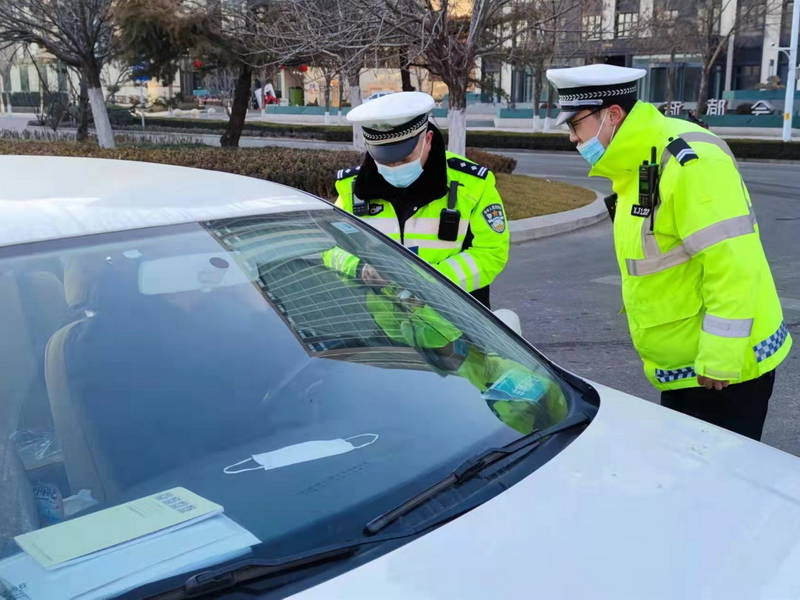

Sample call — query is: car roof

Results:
[0,155,331,249]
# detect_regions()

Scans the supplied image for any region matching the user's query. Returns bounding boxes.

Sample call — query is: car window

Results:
[0,209,579,594]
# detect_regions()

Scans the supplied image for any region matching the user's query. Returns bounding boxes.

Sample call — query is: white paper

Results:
[0,514,260,600]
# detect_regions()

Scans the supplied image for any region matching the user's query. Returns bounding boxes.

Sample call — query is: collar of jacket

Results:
[353,123,449,202]
[589,101,665,182]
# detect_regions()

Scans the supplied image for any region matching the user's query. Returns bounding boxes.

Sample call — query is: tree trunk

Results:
[531,65,542,131]
[76,77,90,143]
[0,72,6,114]
[544,85,555,131]
[346,68,365,152]
[323,75,331,124]
[696,68,712,117]
[84,68,115,148]
[665,49,676,106]
[447,82,467,155]
[400,47,414,91]
[220,63,252,148]
[337,76,343,120]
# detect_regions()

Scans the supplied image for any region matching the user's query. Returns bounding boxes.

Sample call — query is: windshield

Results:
[0,209,580,596]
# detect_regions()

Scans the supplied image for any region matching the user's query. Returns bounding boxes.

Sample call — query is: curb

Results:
[509,190,607,243]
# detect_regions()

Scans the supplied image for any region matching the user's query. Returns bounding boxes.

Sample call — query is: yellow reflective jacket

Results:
[364,286,568,434]
[328,151,510,294]
[591,101,791,390]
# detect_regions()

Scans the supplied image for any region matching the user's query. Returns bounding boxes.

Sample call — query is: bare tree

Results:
[637,0,782,113]
[505,0,583,130]
[246,0,406,151]
[116,0,277,147]
[0,45,19,114]
[0,0,117,147]
[378,0,574,154]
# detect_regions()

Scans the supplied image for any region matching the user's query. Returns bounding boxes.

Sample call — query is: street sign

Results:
[131,62,151,83]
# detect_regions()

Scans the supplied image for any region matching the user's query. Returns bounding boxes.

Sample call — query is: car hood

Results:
[290,383,800,599]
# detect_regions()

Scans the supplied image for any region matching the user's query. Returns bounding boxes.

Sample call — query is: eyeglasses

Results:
[567,108,603,133]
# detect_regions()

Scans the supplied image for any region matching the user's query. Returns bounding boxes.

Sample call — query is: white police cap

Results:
[546,64,646,126]
[347,91,435,162]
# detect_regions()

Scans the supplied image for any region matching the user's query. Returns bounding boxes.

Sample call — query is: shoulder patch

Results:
[448,157,490,179]
[665,138,699,166]
[482,203,506,233]
[336,165,361,180]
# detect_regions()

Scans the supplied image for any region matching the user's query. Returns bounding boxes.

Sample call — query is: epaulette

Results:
[447,157,490,179]
[665,137,699,166]
[336,165,361,180]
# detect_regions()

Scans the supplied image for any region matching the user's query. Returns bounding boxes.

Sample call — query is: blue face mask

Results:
[576,111,611,166]
[376,158,424,188]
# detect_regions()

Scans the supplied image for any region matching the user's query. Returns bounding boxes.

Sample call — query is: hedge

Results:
[128,117,800,159]
[0,140,514,198]
[129,117,353,141]
[724,139,800,161]
[8,91,69,108]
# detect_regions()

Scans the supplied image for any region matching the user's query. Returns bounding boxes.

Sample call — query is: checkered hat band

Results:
[557,83,638,107]
[362,113,429,146]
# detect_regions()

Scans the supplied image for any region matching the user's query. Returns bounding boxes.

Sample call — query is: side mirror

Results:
[493,308,522,336]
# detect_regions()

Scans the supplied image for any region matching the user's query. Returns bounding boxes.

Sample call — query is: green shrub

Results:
[0,139,518,197]
[113,116,800,160]
[0,140,361,198]
[10,91,70,108]
[107,107,138,126]
[726,139,800,161]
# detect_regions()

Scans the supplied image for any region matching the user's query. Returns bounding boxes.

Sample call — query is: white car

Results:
[1,156,799,600]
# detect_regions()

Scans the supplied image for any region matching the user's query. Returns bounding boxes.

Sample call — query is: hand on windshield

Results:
[359,263,389,288]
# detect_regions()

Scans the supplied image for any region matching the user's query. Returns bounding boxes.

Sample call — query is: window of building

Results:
[616,12,639,38]
[738,0,766,35]
[57,64,68,93]
[582,14,602,40]
[19,66,30,92]
[734,64,761,90]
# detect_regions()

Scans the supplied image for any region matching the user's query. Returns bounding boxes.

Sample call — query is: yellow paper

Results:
[15,487,222,569]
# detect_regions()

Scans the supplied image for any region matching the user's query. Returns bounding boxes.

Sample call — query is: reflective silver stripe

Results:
[682,212,756,255]
[660,132,738,170]
[410,238,461,250]
[366,220,401,236]
[626,245,690,276]
[461,253,482,290]
[404,217,469,238]
[703,314,754,338]
[444,257,468,288]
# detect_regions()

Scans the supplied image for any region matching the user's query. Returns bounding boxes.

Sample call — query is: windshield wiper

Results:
[130,414,592,599]
[363,410,592,535]
[125,524,443,600]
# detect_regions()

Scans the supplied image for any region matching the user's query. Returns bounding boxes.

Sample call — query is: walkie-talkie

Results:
[635,146,660,230]
[438,181,461,242]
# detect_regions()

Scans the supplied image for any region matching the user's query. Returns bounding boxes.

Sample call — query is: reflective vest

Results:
[329,152,510,293]
[365,286,568,434]
[591,101,791,390]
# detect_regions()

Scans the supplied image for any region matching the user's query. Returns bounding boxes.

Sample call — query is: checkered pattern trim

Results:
[336,165,361,180]
[753,322,789,363]
[558,84,638,104]
[655,366,697,383]
[361,113,428,145]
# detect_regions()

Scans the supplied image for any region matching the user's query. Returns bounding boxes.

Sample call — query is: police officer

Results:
[331,91,509,307]
[546,64,792,441]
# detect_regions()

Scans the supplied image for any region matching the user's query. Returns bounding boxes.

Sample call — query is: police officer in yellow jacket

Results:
[546,64,792,441]
[331,91,509,307]
[358,281,568,434]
